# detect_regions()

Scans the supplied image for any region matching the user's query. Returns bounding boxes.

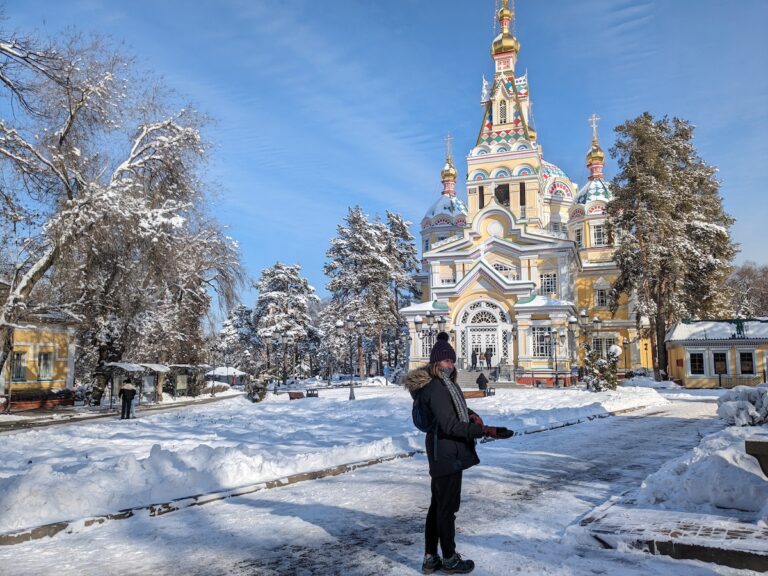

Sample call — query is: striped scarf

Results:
[439,369,469,423]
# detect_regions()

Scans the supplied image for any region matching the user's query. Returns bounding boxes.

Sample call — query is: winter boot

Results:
[422,554,442,574]
[441,552,474,574]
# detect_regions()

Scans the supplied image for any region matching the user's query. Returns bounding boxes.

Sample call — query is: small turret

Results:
[491,0,520,56]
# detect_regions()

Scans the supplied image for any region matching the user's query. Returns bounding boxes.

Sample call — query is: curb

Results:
[0,451,418,546]
[579,492,768,571]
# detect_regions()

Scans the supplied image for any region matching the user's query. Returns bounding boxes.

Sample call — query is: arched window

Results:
[499,100,508,124]
[470,311,496,324]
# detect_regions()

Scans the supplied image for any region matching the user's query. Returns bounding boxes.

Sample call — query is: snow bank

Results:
[0,386,663,533]
[717,385,768,426]
[622,376,680,389]
[635,426,768,523]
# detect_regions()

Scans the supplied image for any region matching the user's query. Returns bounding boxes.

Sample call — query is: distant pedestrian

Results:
[478,351,485,368]
[470,350,477,371]
[485,348,493,369]
[476,372,488,392]
[403,332,513,574]
[118,378,137,420]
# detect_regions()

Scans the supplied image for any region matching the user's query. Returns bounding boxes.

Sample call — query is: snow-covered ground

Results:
[0,384,667,533]
[0,382,763,575]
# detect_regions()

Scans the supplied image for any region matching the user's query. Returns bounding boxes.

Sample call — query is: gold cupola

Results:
[586,114,606,180]
[441,157,457,182]
[491,0,520,56]
[586,138,605,164]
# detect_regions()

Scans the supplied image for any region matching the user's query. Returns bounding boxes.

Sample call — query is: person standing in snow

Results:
[403,332,512,574]
[118,378,137,420]
[475,372,488,392]
[484,347,493,369]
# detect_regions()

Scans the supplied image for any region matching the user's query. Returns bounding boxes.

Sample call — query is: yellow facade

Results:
[666,320,768,388]
[0,319,76,395]
[401,5,651,383]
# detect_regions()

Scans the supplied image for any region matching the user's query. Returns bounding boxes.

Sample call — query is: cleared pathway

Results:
[1,395,743,576]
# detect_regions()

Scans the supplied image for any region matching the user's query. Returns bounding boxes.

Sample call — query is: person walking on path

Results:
[403,332,513,574]
[484,347,493,369]
[476,372,488,392]
[118,378,137,420]
[470,350,477,371]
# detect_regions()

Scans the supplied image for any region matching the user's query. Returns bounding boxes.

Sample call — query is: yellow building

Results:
[401,1,651,383]
[0,281,77,405]
[666,320,768,388]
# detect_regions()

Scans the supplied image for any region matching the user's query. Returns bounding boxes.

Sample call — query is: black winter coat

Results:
[403,368,484,477]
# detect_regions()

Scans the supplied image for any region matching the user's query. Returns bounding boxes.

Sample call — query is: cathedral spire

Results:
[440,133,457,195]
[586,113,605,180]
[491,0,520,57]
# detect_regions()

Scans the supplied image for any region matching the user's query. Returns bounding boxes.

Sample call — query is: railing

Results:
[716,374,763,388]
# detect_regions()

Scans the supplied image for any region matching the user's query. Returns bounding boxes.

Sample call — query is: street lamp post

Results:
[623,337,630,372]
[336,317,361,400]
[507,325,518,383]
[413,312,447,362]
[544,329,566,386]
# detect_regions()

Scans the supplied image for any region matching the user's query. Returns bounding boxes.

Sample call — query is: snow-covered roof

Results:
[139,363,170,373]
[667,319,768,342]
[514,294,575,309]
[399,299,450,315]
[576,177,612,205]
[103,362,146,372]
[206,367,247,377]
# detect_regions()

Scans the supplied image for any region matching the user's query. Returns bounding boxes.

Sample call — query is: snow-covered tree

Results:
[252,262,319,384]
[0,28,243,385]
[324,207,417,376]
[583,342,619,392]
[725,262,768,318]
[608,113,736,379]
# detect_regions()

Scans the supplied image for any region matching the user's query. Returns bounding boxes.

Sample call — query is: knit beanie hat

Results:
[430,332,457,363]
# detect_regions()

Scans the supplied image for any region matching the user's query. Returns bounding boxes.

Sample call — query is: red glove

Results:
[469,412,484,427]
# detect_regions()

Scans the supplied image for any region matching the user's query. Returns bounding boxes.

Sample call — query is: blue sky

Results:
[8,0,768,304]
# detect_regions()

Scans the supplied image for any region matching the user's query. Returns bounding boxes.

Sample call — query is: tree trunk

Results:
[357,334,364,382]
[377,331,383,375]
[655,310,669,380]
[0,324,14,413]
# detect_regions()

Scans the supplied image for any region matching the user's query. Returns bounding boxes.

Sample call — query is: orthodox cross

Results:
[445,132,453,161]
[588,113,601,140]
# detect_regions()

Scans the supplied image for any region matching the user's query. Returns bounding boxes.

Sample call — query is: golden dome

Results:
[586,138,605,164]
[441,157,457,181]
[491,0,520,56]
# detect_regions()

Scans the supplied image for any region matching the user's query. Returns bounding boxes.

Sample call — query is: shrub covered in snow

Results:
[717,385,768,426]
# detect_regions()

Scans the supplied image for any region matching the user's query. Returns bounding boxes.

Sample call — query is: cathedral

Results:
[401,1,651,384]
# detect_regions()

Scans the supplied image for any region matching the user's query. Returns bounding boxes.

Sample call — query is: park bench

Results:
[287,391,305,400]
[463,387,496,399]
[745,440,768,476]
[305,389,319,398]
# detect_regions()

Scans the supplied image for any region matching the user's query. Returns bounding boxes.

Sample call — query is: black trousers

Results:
[120,396,132,419]
[425,471,463,558]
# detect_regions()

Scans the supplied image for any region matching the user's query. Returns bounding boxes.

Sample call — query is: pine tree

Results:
[608,113,736,379]
[253,262,318,384]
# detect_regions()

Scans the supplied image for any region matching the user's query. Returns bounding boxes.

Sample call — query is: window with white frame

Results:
[499,100,507,124]
[539,272,557,295]
[689,352,705,375]
[532,327,551,357]
[492,262,519,281]
[712,351,728,374]
[424,238,430,251]
[37,351,53,380]
[593,224,607,246]
[739,351,755,374]
[595,289,609,307]
[575,228,583,248]
[11,352,26,381]
[592,336,616,359]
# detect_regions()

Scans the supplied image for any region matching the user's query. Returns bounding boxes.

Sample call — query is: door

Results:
[468,327,498,367]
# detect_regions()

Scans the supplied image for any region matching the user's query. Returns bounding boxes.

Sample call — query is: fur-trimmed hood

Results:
[401,367,432,393]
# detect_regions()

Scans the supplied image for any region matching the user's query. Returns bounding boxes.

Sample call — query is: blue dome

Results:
[424,194,467,221]
[576,178,612,205]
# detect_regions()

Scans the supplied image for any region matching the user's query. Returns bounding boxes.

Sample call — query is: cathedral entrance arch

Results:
[455,299,512,368]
